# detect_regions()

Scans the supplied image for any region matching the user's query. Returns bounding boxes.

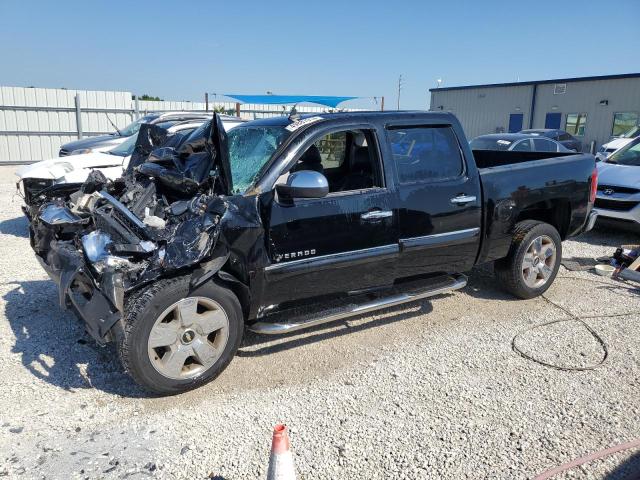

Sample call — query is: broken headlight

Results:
[81,230,129,273]
[91,255,134,274]
[82,231,112,262]
[81,230,155,274]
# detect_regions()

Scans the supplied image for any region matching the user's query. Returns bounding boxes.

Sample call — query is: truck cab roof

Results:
[241,111,453,126]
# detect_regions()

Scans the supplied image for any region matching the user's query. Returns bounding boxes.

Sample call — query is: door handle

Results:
[361,210,393,221]
[450,195,477,205]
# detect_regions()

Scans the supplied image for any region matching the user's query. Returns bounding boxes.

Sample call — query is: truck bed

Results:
[473,150,595,265]
[472,149,576,169]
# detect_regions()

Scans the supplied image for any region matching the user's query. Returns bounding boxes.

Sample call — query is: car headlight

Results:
[82,231,112,262]
[92,255,134,274]
[70,148,92,155]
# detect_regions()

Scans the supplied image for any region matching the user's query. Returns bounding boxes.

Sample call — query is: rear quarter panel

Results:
[476,153,595,264]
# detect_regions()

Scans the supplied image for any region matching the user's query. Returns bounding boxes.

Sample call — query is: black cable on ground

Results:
[511,316,609,372]
[511,274,640,371]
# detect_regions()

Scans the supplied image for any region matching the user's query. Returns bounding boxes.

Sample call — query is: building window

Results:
[612,112,640,137]
[565,113,587,136]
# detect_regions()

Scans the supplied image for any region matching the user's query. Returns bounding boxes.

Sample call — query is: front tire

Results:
[494,221,562,299]
[117,276,243,395]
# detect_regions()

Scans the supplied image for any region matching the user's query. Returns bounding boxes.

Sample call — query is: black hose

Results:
[511,275,639,371]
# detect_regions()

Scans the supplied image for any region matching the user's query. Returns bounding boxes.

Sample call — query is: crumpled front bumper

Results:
[36,240,122,343]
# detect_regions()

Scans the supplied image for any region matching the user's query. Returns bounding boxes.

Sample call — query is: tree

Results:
[132,94,163,101]
[213,105,236,116]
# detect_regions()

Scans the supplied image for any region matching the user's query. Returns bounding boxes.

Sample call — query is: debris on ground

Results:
[600,245,640,284]
[561,257,601,271]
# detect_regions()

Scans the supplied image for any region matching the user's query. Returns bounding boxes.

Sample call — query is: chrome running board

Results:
[249,273,467,335]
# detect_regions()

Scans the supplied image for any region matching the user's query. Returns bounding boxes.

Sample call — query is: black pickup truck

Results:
[27,112,598,394]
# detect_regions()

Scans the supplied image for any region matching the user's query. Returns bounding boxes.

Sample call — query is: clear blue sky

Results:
[0,0,637,110]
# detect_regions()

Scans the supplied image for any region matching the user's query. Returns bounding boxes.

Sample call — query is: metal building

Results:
[429,73,640,151]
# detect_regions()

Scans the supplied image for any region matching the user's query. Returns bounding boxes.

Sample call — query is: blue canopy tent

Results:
[223,94,358,108]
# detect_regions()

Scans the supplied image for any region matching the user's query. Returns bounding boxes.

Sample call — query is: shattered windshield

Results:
[227,125,290,193]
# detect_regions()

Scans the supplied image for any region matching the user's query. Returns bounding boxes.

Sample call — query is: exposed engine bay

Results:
[26,114,259,342]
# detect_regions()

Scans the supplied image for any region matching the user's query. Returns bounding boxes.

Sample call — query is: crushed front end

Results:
[27,115,234,344]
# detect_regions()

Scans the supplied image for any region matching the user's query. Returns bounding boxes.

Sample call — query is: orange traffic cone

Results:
[267,424,296,480]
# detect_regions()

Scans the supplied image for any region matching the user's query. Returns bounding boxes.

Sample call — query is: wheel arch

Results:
[515,198,571,239]
[208,270,251,322]
[183,257,251,322]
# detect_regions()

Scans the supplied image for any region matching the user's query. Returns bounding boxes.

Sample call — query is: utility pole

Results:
[397,74,403,110]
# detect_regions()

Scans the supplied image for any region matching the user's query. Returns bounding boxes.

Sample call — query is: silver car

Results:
[594,136,640,225]
[470,133,573,153]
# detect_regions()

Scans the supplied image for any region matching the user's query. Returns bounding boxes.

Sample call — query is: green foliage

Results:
[133,94,164,101]
[213,105,237,116]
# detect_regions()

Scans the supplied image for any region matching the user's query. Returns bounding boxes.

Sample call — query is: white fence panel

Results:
[0,86,362,163]
[0,86,135,162]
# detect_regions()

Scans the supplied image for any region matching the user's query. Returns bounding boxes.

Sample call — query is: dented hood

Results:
[16,151,120,181]
[127,113,233,196]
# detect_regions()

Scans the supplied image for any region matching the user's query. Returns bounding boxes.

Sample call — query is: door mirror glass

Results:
[276,170,329,199]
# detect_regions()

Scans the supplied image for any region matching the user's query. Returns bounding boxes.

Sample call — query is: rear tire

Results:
[494,221,562,299]
[117,276,243,395]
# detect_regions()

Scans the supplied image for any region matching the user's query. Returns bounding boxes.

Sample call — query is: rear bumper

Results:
[37,241,121,343]
[585,210,598,232]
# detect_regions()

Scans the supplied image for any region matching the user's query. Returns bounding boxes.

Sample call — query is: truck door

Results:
[386,124,482,277]
[263,126,399,305]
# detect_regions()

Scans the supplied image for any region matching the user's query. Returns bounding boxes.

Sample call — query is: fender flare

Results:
[189,254,251,320]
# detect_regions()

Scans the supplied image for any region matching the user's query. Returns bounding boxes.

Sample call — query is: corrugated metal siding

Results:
[430,85,533,140]
[0,87,359,163]
[430,77,640,149]
[0,87,135,162]
[533,77,640,150]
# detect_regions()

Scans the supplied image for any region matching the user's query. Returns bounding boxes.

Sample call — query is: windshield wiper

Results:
[106,114,122,136]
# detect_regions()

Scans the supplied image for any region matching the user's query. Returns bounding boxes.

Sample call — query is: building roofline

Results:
[429,73,640,92]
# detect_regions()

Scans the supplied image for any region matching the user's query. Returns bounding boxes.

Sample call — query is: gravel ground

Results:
[0,165,639,479]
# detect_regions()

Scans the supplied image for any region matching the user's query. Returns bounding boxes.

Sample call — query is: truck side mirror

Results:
[276,170,329,199]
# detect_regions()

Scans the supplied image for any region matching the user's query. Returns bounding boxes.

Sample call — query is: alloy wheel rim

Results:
[521,235,557,289]
[147,297,229,380]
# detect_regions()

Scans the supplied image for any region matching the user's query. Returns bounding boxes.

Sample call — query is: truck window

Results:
[388,126,463,183]
[314,131,347,169]
[288,129,383,193]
